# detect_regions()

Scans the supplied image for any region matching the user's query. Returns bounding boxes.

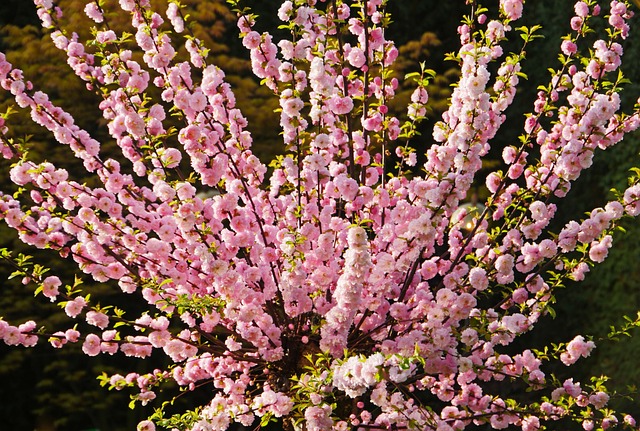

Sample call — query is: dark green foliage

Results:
[0,0,38,29]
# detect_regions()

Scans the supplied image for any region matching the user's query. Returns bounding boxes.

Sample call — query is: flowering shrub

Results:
[1,0,640,430]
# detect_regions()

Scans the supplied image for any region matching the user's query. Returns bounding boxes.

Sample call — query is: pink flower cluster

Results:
[1,1,640,431]
[561,335,596,366]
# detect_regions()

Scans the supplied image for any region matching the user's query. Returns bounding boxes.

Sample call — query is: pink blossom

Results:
[137,420,156,431]
[574,2,589,18]
[277,1,293,21]
[561,335,595,365]
[328,95,354,115]
[41,275,61,301]
[65,329,80,342]
[118,0,135,12]
[305,405,333,431]
[3,325,23,346]
[96,30,117,44]
[82,333,101,356]
[623,184,640,215]
[588,235,612,263]
[495,254,514,275]
[347,48,366,69]
[84,2,104,23]
[561,40,578,56]
[125,113,146,138]
[500,0,524,20]
[589,391,609,409]
[522,416,541,431]
[86,311,109,329]
[242,31,261,49]
[469,267,488,291]
[64,296,87,318]
[159,147,182,168]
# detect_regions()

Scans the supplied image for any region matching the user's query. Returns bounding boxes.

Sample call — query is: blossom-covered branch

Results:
[1,0,640,431]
